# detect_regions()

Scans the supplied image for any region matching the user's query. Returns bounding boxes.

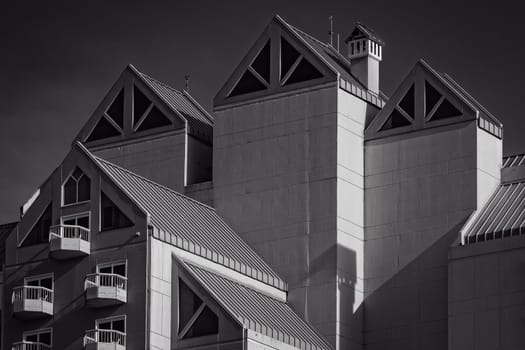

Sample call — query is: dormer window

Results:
[63,167,90,205]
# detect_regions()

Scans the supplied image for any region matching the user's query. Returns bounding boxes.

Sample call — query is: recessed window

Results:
[63,167,90,205]
[97,261,126,277]
[251,39,271,83]
[21,203,52,247]
[178,278,218,339]
[283,58,323,86]
[62,213,90,230]
[95,316,126,345]
[100,192,133,231]
[280,37,301,80]
[106,89,124,129]
[229,70,267,97]
[86,117,121,143]
[380,109,412,131]
[398,84,415,118]
[23,328,52,347]
[25,274,53,290]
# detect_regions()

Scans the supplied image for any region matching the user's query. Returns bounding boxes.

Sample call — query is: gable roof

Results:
[365,59,502,140]
[345,22,385,46]
[214,15,386,109]
[461,181,525,244]
[183,261,332,350]
[131,66,214,141]
[77,143,286,290]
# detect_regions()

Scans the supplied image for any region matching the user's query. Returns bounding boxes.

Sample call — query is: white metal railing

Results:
[83,329,126,347]
[11,341,51,350]
[49,224,89,242]
[12,286,53,304]
[84,273,127,291]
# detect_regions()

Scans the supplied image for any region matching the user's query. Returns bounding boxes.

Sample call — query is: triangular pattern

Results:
[106,89,124,129]
[425,81,442,116]
[366,60,479,140]
[281,37,301,80]
[380,109,411,131]
[281,37,324,86]
[133,85,173,132]
[215,17,335,105]
[101,192,133,231]
[398,84,415,118]
[86,117,121,142]
[178,278,218,339]
[430,98,462,121]
[284,57,324,86]
[229,70,267,97]
[251,40,271,83]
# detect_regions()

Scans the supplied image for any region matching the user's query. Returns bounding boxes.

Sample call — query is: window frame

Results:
[61,211,91,230]
[95,314,126,333]
[23,327,53,346]
[24,273,54,290]
[61,167,91,207]
[97,260,127,277]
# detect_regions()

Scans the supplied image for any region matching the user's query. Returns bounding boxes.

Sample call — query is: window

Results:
[23,328,52,347]
[96,316,126,345]
[62,213,90,229]
[25,274,53,292]
[21,203,52,247]
[97,261,126,277]
[178,278,218,339]
[63,167,90,205]
[100,192,133,231]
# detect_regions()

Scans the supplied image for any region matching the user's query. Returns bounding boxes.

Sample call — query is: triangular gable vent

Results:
[229,39,271,97]
[425,80,462,121]
[280,37,323,86]
[379,84,414,131]
[133,85,173,132]
[178,278,218,339]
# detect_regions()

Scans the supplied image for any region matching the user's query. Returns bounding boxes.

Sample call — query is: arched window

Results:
[63,167,90,205]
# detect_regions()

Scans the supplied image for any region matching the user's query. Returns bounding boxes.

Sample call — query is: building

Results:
[1,14,522,350]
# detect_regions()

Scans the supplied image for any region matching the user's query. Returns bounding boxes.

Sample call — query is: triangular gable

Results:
[365,60,479,140]
[174,259,243,347]
[75,65,186,147]
[214,15,337,107]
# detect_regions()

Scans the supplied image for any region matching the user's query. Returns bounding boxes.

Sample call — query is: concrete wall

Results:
[213,85,369,349]
[449,235,525,350]
[93,130,187,193]
[2,148,148,349]
[363,122,501,350]
[149,238,243,349]
[185,181,214,207]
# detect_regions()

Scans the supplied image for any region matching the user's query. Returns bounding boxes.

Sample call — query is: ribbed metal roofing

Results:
[283,19,387,109]
[185,262,332,350]
[91,152,286,290]
[134,68,213,142]
[503,154,525,168]
[463,182,525,244]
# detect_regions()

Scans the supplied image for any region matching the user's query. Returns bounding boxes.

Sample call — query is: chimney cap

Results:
[345,22,385,46]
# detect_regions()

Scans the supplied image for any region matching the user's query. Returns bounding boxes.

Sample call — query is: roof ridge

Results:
[139,71,183,95]
[94,156,217,212]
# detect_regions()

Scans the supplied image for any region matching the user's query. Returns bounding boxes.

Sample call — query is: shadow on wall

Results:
[356,219,467,350]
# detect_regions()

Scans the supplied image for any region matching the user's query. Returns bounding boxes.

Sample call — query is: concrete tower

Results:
[213,16,385,349]
[345,23,384,95]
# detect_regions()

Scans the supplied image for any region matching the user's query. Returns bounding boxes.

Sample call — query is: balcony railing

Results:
[85,273,127,290]
[49,224,89,241]
[48,224,90,259]
[84,329,126,347]
[11,341,51,350]
[12,286,53,304]
[11,285,53,318]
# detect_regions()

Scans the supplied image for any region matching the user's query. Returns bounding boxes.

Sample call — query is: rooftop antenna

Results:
[328,16,333,47]
[184,74,190,92]
[337,33,340,52]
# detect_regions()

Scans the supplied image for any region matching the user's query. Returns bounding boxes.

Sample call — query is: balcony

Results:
[12,286,53,319]
[11,341,51,350]
[84,273,127,308]
[49,224,90,259]
[84,330,126,350]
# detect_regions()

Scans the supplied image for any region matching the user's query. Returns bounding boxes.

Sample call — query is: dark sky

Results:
[1,0,524,223]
